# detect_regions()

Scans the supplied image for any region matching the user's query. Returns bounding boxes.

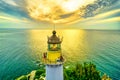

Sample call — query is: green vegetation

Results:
[64,62,101,80]
[20,76,27,80]
[16,76,28,80]
[16,62,111,80]
[34,69,45,79]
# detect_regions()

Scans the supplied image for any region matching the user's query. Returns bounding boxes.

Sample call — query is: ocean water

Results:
[0,29,120,80]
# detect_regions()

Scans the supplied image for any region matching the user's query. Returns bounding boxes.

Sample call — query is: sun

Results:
[26,0,96,24]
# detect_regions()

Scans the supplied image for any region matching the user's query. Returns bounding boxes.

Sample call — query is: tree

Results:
[64,62,101,80]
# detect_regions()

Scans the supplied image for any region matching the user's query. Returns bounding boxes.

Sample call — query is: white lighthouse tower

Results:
[42,30,64,80]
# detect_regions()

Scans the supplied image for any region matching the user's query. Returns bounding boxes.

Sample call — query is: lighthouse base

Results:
[46,64,63,80]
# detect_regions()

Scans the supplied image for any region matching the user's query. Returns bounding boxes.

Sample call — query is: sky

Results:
[0,0,120,29]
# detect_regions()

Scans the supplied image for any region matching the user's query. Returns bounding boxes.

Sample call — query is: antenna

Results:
[54,24,55,31]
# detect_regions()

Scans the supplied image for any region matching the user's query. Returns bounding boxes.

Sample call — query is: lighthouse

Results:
[42,30,64,80]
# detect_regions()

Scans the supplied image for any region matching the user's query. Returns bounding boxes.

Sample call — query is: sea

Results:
[0,29,120,80]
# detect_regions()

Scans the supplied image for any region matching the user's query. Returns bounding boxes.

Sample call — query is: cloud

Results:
[0,0,119,24]
[25,0,96,24]
[0,11,31,25]
[83,0,119,18]
[3,0,18,6]
[0,0,29,19]
[88,17,120,25]
[94,9,120,19]
[69,8,120,29]
[80,9,120,23]
[0,0,120,29]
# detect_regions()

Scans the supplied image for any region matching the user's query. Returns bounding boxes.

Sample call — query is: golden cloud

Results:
[26,0,96,24]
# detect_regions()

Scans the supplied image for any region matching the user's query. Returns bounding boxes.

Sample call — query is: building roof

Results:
[47,30,62,44]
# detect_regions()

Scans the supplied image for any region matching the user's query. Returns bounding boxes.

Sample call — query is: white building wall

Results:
[46,65,63,80]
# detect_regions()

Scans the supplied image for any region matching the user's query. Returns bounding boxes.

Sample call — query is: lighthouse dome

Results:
[48,30,62,44]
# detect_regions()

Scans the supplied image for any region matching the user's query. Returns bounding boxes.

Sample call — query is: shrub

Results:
[34,69,45,79]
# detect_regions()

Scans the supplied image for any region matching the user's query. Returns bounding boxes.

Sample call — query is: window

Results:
[48,44,61,51]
